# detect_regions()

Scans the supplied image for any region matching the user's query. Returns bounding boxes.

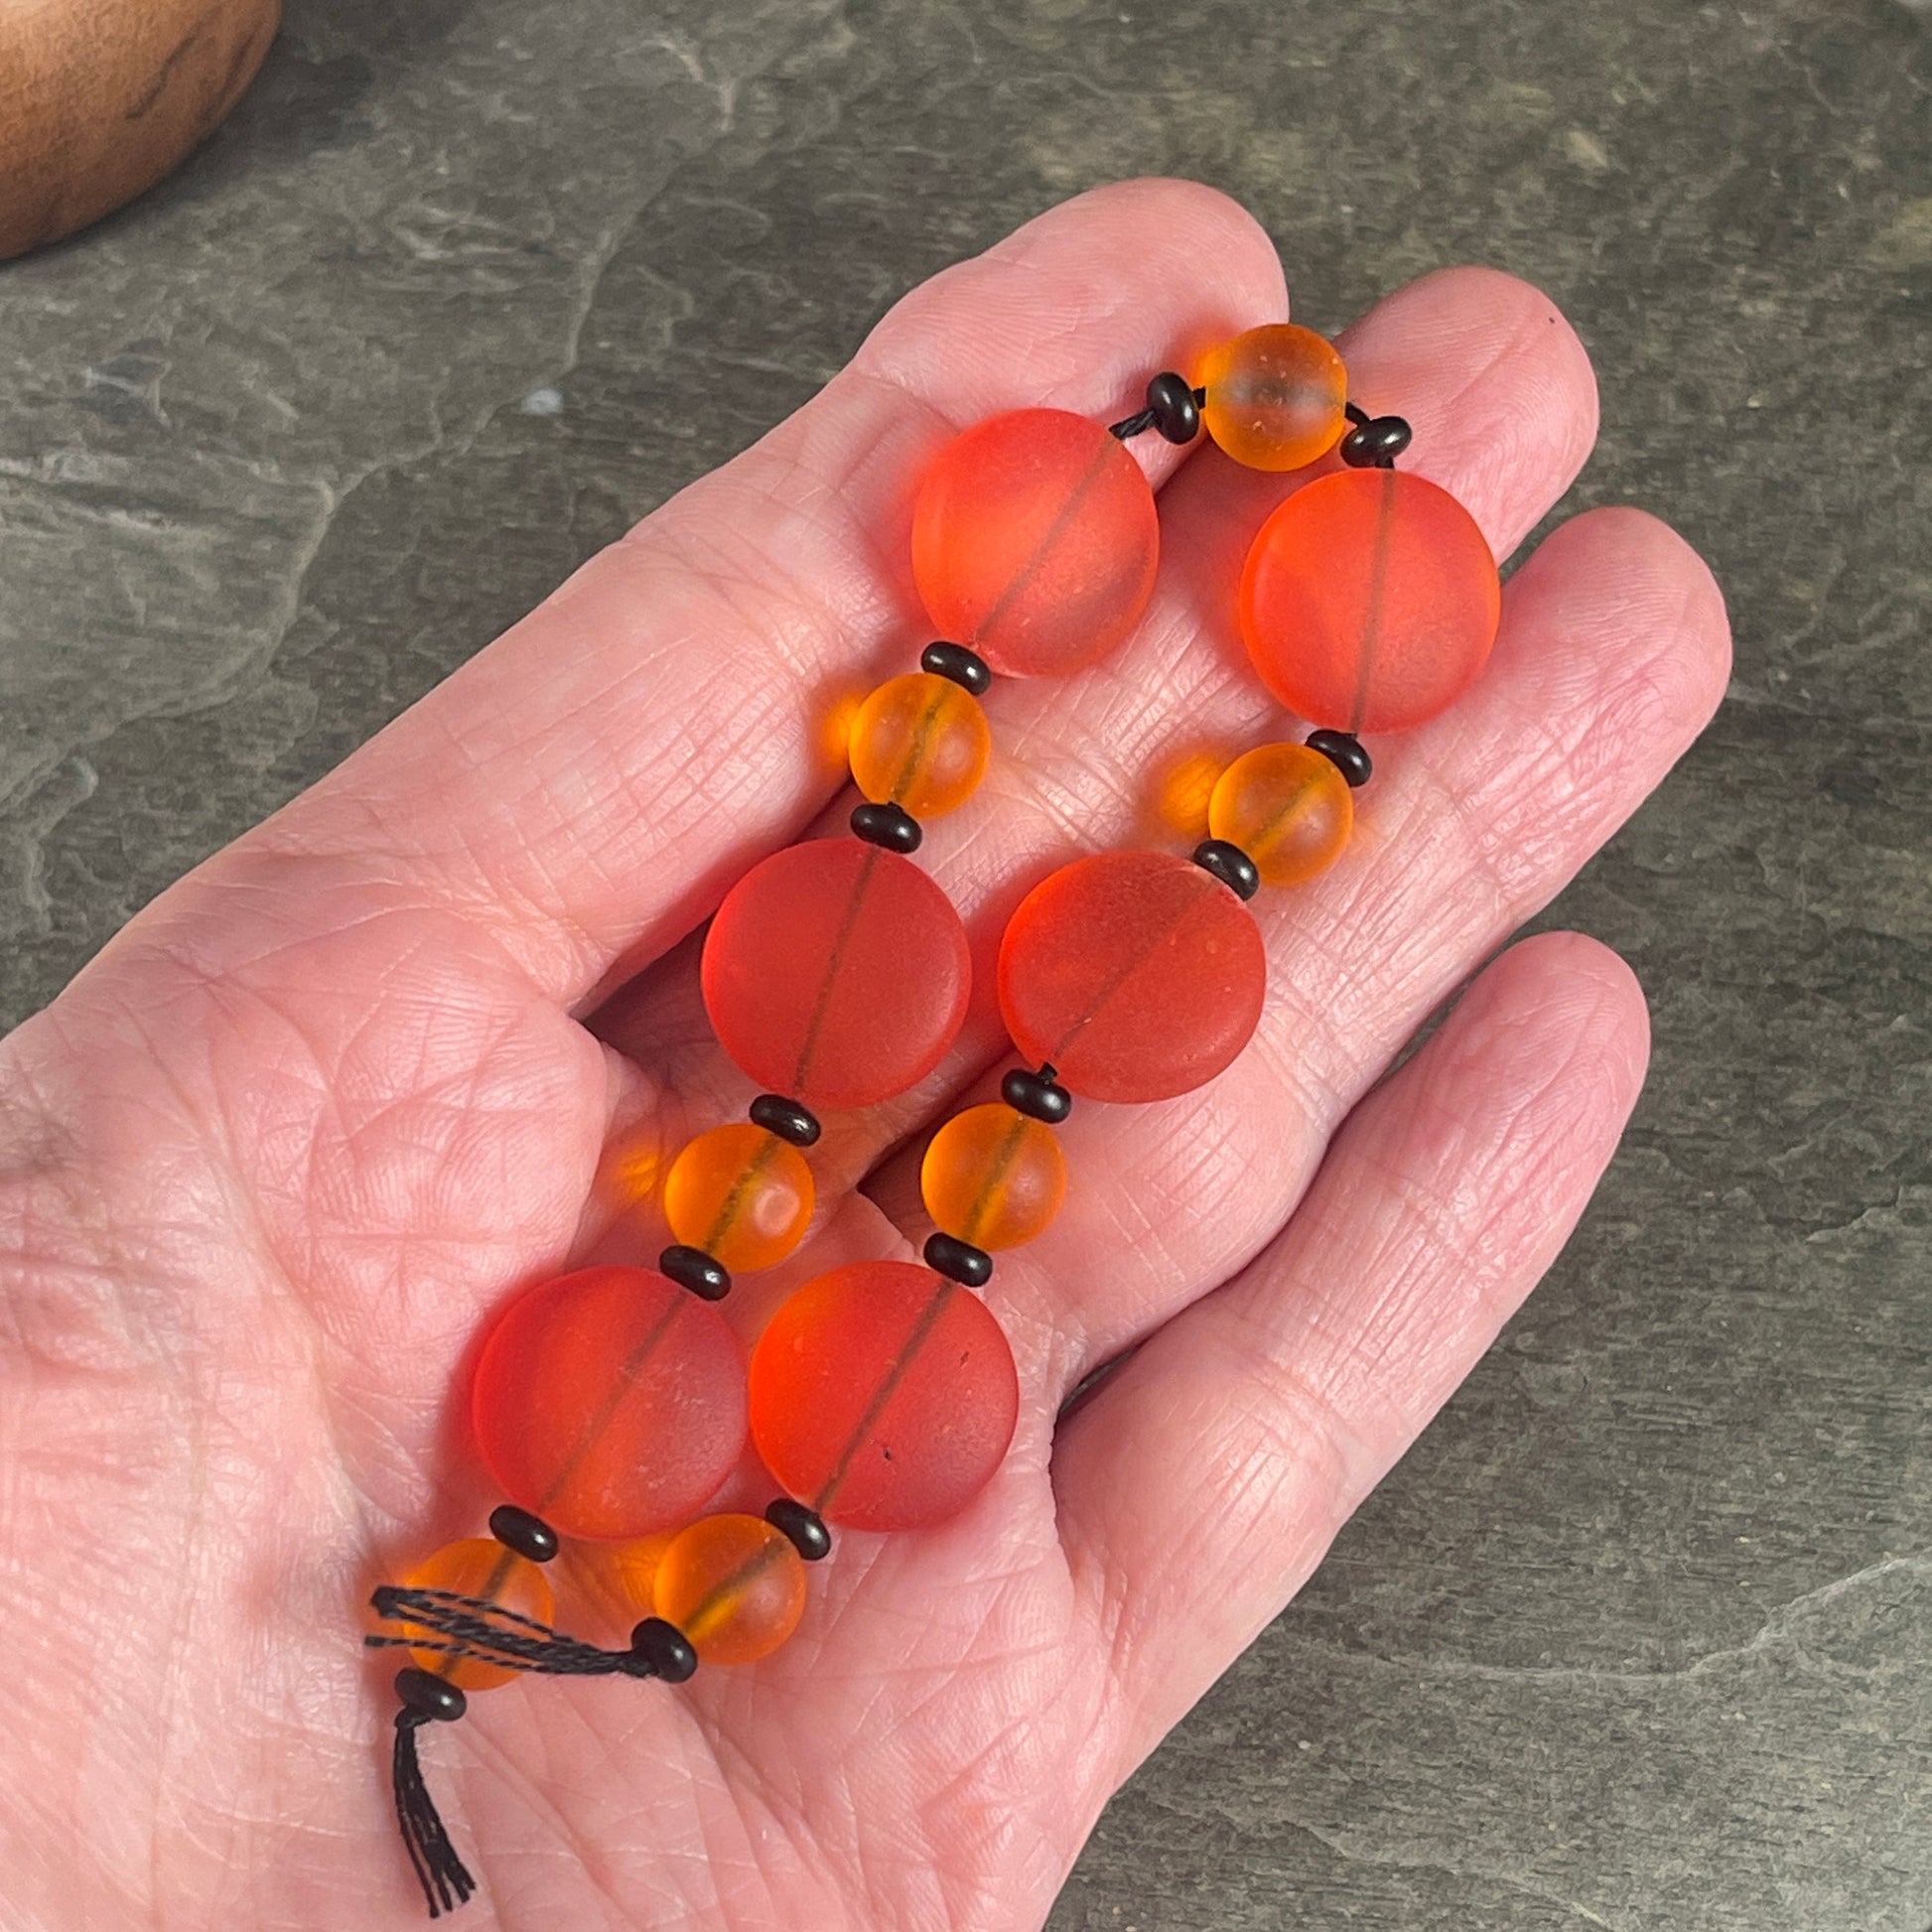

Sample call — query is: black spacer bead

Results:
[1192,838,1260,901]
[660,1243,731,1301]
[629,1617,698,1683]
[924,1231,993,1289]
[1001,1065,1071,1125]
[851,800,922,853]
[1307,729,1372,788]
[487,1503,559,1563]
[764,1498,832,1562]
[1145,370,1202,444]
[395,1666,467,1723]
[1339,414,1412,469]
[920,640,993,697]
[750,1093,821,1147]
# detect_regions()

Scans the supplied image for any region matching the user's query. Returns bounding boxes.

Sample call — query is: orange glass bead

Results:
[910,407,1159,678]
[471,1266,746,1541]
[1240,468,1501,734]
[1194,324,1349,472]
[750,1259,1019,1531]
[554,1532,675,1638]
[663,1123,813,1272]
[702,838,971,1110]
[848,671,992,818]
[921,1102,1066,1250]
[399,1537,555,1692]
[997,849,1268,1103]
[650,1513,808,1666]
[1207,742,1354,888]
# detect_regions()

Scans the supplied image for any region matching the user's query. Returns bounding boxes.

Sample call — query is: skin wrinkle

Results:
[458,1721,642,1932]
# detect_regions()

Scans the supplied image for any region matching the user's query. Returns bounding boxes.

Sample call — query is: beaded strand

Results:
[366,316,1502,1916]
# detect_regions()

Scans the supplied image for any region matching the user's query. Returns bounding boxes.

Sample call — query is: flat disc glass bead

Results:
[472,1266,746,1541]
[663,1123,814,1272]
[998,849,1267,1103]
[921,1101,1066,1250]
[1207,742,1354,888]
[1195,324,1348,472]
[651,1513,809,1665]
[910,407,1159,678]
[399,1538,555,1692]
[749,1259,1019,1531]
[849,671,992,818]
[702,839,971,1110]
[1240,468,1501,734]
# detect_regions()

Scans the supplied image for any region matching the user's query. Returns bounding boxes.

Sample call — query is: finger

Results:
[593,267,1608,1217]
[1049,931,1652,1765]
[121,180,1289,1008]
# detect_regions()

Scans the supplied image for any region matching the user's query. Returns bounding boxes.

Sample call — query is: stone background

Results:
[1,2,1926,1927]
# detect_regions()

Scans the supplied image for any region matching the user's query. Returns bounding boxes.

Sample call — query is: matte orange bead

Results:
[1208,742,1354,888]
[399,1538,555,1692]
[1195,324,1348,472]
[910,407,1159,678]
[1240,468,1501,734]
[921,1102,1066,1250]
[554,1532,675,1637]
[663,1123,813,1272]
[651,1513,808,1666]
[702,838,971,1111]
[997,849,1267,1103]
[472,1266,746,1541]
[750,1259,1019,1531]
[849,671,992,818]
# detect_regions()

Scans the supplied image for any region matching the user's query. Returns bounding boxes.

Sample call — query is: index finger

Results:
[144,180,1294,1007]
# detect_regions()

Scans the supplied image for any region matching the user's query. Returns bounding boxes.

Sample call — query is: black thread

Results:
[367,1587,667,1680]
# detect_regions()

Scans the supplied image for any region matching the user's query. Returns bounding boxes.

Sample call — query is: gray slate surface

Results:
[1,2,1927,1928]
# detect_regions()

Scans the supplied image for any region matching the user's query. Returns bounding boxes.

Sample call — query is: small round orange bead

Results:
[399,1538,555,1692]
[1195,323,1349,472]
[849,671,992,818]
[920,1101,1066,1250]
[663,1124,814,1272]
[651,1513,808,1666]
[554,1531,676,1636]
[1208,743,1355,888]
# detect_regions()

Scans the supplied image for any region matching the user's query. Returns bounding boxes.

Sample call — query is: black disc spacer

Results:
[1192,838,1261,901]
[920,640,993,696]
[1002,1064,1072,1125]
[765,1498,832,1562]
[660,1244,731,1301]
[1145,370,1203,444]
[750,1092,822,1147]
[851,801,922,853]
[629,1617,698,1683]
[924,1231,993,1289]
[487,1503,559,1563]
[395,1666,467,1723]
[1307,729,1372,788]
[1338,413,1412,469]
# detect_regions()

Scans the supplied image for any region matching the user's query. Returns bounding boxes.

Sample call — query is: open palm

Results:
[0,181,1727,1931]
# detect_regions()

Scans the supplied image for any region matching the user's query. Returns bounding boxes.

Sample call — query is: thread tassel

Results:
[392,1703,476,1918]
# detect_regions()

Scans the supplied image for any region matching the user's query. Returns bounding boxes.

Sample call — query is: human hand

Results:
[0,179,1728,1929]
